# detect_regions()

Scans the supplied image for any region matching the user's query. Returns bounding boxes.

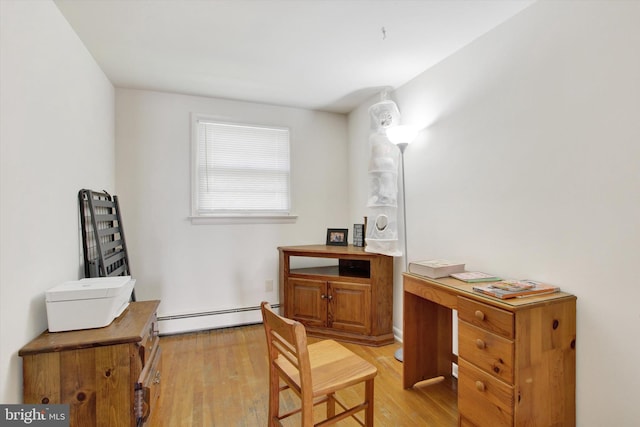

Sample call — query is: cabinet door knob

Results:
[475,339,486,349]
[475,310,485,321]
[327,295,333,301]
[475,381,486,392]
[321,294,327,299]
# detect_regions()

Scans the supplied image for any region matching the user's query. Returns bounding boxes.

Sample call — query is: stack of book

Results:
[472,279,560,299]
[408,260,465,279]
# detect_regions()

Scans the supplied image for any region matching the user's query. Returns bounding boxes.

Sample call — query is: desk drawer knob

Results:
[475,381,486,392]
[475,339,486,349]
[475,310,485,321]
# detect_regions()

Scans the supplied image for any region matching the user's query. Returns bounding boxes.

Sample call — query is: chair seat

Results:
[275,339,378,398]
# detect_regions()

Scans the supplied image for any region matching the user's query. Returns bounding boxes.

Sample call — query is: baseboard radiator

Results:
[157,303,280,335]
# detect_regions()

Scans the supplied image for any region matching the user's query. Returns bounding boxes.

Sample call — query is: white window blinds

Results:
[195,119,291,215]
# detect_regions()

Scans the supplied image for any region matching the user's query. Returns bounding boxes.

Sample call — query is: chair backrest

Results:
[261,302,313,394]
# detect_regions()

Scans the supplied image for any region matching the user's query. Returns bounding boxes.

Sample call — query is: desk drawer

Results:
[458,320,514,383]
[458,297,514,339]
[458,359,514,427]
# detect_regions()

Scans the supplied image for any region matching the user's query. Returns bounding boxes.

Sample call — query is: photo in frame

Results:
[326,228,348,246]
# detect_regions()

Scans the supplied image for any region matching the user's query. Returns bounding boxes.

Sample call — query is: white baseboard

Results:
[157,306,265,335]
[393,325,403,343]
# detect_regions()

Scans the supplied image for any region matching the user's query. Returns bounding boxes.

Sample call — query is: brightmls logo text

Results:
[4,407,45,423]
[0,405,68,426]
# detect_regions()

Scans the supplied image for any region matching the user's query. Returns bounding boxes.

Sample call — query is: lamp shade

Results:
[386,125,419,146]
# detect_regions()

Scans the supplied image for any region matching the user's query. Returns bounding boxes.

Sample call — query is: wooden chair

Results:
[260,302,377,426]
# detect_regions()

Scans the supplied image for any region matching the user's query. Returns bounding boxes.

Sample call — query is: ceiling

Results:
[54,0,534,114]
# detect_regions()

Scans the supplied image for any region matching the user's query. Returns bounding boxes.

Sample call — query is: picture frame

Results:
[326,228,348,246]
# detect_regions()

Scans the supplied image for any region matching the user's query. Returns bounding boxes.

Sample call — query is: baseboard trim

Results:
[157,303,279,335]
[393,325,403,343]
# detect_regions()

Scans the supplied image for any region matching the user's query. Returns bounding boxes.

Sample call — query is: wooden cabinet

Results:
[403,274,576,426]
[288,277,372,334]
[279,245,393,346]
[19,300,162,427]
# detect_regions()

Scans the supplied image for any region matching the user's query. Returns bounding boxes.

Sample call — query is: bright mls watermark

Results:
[0,405,68,426]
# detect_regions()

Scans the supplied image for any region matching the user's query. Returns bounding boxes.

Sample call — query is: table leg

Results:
[403,290,453,388]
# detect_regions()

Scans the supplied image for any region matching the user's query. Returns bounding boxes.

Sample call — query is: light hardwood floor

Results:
[154,324,458,426]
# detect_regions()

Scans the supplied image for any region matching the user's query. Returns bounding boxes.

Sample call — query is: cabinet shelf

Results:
[290,264,370,280]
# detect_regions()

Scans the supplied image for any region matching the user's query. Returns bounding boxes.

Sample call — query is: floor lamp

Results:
[386,125,418,362]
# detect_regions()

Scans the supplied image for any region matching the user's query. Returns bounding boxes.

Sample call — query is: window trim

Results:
[189,214,298,225]
[190,113,296,224]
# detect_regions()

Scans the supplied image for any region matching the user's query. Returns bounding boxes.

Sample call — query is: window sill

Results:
[189,214,298,225]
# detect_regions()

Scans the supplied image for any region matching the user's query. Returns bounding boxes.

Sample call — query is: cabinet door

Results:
[328,281,371,335]
[288,278,327,327]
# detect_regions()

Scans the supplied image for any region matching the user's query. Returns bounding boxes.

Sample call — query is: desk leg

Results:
[403,290,453,389]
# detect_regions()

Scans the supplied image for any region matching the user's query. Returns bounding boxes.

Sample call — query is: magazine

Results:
[473,279,559,299]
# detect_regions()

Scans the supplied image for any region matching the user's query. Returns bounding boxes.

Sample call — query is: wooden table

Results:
[403,273,576,426]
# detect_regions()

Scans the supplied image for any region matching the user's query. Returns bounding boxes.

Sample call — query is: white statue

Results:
[365,96,402,256]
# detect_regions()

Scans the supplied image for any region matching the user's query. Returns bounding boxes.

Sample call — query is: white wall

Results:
[0,0,115,403]
[348,1,640,425]
[115,89,349,333]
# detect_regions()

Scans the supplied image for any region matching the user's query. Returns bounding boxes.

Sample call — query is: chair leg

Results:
[268,369,280,427]
[364,379,375,427]
[301,394,314,427]
[326,392,336,419]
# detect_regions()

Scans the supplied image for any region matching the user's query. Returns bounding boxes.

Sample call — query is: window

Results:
[192,115,292,222]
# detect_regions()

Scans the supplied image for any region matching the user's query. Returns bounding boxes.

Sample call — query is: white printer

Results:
[45,276,135,332]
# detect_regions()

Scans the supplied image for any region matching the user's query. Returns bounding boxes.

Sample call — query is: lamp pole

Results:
[394,142,408,362]
[386,125,418,362]
[397,142,409,272]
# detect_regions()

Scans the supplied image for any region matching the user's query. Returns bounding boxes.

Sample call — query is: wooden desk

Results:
[403,273,576,426]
